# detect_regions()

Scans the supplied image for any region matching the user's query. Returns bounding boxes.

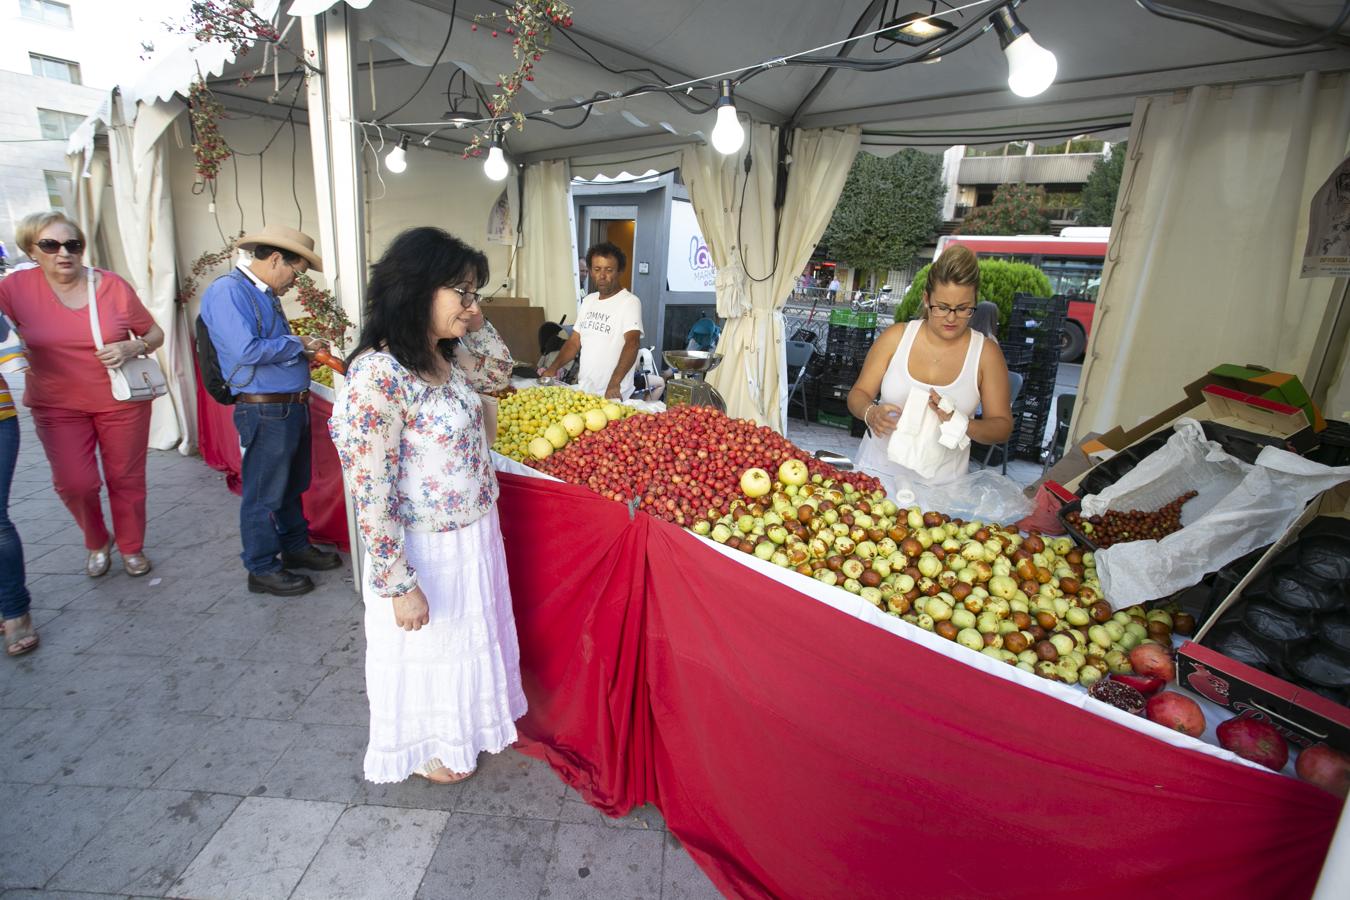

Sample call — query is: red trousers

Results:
[31,403,152,554]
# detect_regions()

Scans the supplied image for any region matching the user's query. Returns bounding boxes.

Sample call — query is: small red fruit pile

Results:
[1064,490,1198,548]
[530,405,882,526]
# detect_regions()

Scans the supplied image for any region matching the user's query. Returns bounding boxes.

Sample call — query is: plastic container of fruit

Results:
[1056,498,1104,551]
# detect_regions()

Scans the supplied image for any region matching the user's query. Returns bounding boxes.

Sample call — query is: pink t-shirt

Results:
[0,267,156,413]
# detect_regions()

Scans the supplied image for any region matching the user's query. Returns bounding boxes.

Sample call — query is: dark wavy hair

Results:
[347,227,489,375]
[586,241,627,272]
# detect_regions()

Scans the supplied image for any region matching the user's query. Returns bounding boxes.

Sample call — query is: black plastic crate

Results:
[1001,342,1034,369]
[1011,293,1069,317]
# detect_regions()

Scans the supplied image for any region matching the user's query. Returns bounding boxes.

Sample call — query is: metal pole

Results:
[301,7,368,593]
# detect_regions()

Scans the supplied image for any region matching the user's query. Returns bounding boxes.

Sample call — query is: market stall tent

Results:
[73,0,1350,439]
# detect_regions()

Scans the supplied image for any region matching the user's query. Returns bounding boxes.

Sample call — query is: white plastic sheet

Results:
[1086,419,1350,604]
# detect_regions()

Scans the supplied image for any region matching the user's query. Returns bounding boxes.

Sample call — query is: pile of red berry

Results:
[530,405,882,526]
[1064,490,1198,548]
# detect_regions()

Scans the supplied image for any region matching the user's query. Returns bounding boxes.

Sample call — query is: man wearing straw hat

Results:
[201,224,341,597]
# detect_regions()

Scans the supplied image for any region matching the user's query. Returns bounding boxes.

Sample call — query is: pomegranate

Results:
[1109,672,1167,697]
[1089,679,1145,716]
[1295,744,1350,798]
[1216,716,1289,771]
[1128,643,1176,683]
[1146,691,1206,737]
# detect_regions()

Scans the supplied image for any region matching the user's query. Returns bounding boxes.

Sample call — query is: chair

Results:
[785,340,815,421]
[981,370,1024,474]
[1041,393,1077,477]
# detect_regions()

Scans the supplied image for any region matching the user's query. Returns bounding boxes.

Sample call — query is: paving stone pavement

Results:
[0,402,721,900]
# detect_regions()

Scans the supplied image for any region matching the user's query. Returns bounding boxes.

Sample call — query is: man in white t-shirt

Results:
[540,242,643,399]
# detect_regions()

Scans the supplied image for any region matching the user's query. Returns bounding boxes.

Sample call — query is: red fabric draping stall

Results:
[496,472,1340,900]
[193,368,350,551]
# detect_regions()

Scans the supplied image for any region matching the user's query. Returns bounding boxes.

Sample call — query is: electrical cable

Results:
[1136,0,1350,49]
[375,0,457,122]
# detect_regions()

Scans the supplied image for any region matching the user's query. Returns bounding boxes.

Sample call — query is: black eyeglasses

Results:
[35,238,85,255]
[451,286,487,308]
[927,302,975,319]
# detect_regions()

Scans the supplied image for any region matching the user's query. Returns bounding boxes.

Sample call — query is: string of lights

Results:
[356,0,1061,180]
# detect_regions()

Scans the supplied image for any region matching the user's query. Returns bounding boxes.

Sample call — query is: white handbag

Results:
[86,267,167,402]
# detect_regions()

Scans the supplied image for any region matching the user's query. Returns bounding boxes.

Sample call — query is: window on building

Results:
[45,171,73,212]
[37,108,84,140]
[20,0,73,27]
[29,53,81,84]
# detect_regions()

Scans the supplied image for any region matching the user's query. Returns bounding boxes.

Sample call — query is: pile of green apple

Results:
[697,462,1151,684]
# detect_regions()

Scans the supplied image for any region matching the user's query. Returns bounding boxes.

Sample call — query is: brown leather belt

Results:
[235,391,309,404]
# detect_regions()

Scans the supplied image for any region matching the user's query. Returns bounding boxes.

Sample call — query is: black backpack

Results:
[195,314,235,405]
[195,276,267,405]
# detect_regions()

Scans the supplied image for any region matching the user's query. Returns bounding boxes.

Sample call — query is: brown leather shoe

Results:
[123,553,152,577]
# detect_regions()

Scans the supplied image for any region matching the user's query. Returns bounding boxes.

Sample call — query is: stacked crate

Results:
[999,294,1068,461]
[814,308,877,437]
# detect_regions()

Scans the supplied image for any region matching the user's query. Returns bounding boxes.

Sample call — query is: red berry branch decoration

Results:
[169,1,281,60]
[465,1,574,158]
[292,274,351,347]
[177,233,243,306]
[187,77,232,183]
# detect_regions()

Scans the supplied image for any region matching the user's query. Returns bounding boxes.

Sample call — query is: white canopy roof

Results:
[117,0,1350,167]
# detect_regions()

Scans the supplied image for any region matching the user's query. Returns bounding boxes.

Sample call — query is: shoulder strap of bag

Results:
[86,267,104,351]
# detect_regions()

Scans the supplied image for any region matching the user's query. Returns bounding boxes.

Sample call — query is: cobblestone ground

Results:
[0,398,720,900]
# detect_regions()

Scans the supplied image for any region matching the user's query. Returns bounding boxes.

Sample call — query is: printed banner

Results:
[667,199,715,292]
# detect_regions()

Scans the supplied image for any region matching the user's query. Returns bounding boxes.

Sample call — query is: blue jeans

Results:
[0,416,31,620]
[234,401,312,575]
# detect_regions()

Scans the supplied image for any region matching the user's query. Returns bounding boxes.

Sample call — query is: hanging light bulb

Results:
[385,134,410,173]
[710,79,745,155]
[483,128,509,181]
[989,5,1057,98]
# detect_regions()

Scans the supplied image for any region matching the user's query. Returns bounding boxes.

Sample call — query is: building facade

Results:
[0,0,127,257]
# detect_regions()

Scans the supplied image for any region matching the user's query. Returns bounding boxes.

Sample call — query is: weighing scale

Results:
[663,350,727,412]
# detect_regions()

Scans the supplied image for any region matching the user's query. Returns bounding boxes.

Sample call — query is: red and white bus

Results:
[935,228,1108,362]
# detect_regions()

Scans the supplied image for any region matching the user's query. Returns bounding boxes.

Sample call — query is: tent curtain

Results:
[681,125,859,430]
[1073,72,1350,440]
[517,159,576,325]
[68,148,111,269]
[103,96,196,453]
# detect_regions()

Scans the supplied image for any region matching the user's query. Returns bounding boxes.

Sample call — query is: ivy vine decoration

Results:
[170,1,281,62]
[187,77,232,183]
[465,0,575,158]
[292,274,352,348]
[177,234,244,306]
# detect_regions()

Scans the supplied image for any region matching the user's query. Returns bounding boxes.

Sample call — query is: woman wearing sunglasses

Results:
[0,212,164,578]
[846,245,1013,504]
[329,227,524,787]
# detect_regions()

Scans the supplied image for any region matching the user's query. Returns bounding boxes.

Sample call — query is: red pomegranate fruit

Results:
[1109,672,1167,697]
[1129,643,1176,683]
[1295,744,1350,798]
[1146,691,1206,737]
[1216,716,1289,771]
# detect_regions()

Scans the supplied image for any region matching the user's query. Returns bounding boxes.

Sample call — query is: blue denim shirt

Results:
[200,266,309,395]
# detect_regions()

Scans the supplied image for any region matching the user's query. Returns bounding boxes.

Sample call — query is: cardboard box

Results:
[1207,364,1325,431]
[1194,483,1350,642]
[483,298,546,366]
[1176,640,1350,753]
[1177,483,1350,753]
[1063,376,1318,495]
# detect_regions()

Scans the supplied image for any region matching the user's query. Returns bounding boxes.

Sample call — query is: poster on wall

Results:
[486,178,521,246]
[1302,154,1350,278]
[667,199,715,292]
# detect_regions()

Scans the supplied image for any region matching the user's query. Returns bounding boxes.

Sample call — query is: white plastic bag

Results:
[880,467,1035,525]
[1086,418,1350,604]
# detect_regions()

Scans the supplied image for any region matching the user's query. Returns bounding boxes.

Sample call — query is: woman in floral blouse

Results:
[329,227,523,785]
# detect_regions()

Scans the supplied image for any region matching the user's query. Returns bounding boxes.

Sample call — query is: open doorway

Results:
[579,205,638,295]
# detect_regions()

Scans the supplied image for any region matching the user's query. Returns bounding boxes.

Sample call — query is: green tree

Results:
[821,149,944,288]
[1078,142,1127,227]
[958,183,1050,235]
[897,259,1053,338]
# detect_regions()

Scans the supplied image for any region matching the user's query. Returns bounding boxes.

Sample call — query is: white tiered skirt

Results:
[362,507,527,783]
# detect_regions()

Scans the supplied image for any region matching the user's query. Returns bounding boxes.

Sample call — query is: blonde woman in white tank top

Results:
[846,247,1013,492]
